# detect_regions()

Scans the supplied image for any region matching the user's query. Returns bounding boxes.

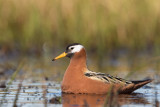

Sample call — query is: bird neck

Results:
[67,48,88,74]
[62,48,88,88]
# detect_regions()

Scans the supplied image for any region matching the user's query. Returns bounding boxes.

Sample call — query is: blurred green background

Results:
[0,0,160,81]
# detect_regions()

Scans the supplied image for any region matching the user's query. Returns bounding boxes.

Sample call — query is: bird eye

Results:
[70,47,74,50]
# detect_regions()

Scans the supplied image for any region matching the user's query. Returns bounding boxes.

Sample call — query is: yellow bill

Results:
[52,52,67,61]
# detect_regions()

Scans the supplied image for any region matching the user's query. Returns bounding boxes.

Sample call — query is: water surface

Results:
[0,80,159,107]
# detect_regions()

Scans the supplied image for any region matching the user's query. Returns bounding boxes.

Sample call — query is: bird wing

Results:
[84,71,132,84]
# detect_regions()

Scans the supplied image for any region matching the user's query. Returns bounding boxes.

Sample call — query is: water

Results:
[0,80,159,107]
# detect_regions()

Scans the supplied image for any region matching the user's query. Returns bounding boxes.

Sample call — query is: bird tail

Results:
[120,79,153,94]
[131,79,153,90]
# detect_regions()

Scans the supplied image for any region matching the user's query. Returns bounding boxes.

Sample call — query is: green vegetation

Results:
[0,0,160,56]
[0,0,160,80]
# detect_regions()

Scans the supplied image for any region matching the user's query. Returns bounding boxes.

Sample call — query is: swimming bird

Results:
[52,43,152,94]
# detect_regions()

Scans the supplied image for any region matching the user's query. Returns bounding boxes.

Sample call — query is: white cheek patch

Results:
[71,45,83,53]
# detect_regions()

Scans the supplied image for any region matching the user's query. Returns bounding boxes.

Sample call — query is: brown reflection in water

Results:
[62,93,106,107]
[59,93,150,107]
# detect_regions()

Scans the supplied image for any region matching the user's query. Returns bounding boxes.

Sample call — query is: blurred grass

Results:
[0,0,160,80]
[0,0,160,56]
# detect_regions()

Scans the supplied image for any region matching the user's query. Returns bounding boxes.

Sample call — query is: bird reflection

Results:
[50,93,150,107]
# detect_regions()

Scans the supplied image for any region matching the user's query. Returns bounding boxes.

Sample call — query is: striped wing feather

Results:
[85,71,132,84]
